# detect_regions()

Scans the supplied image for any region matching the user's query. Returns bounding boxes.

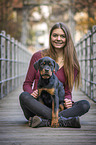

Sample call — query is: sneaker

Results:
[29,116,51,128]
[59,116,81,128]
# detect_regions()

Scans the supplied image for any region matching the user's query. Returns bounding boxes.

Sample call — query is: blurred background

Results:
[0,0,96,53]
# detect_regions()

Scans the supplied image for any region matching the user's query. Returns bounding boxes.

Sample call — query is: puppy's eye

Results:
[43,62,46,65]
[40,62,44,66]
[41,62,45,66]
[49,63,52,66]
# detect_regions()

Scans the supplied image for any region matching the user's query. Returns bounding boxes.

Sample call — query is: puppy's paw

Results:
[51,119,59,128]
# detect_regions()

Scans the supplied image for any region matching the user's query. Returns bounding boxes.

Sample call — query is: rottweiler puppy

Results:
[34,56,65,127]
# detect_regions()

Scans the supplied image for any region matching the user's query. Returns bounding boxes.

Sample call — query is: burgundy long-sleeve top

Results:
[23,50,78,101]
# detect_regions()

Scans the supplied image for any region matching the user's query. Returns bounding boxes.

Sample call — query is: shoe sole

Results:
[32,116,42,128]
[29,117,33,127]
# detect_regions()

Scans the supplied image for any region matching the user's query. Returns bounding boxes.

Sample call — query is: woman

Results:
[19,22,90,128]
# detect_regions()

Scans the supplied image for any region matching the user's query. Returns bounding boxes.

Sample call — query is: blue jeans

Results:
[19,92,90,120]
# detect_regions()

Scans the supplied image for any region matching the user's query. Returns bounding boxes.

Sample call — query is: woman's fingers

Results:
[64,98,72,108]
[31,90,38,98]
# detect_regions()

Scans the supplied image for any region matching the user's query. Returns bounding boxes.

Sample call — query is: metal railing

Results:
[0,31,32,99]
[75,26,96,102]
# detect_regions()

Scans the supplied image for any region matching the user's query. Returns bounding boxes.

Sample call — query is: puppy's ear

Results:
[53,61,59,73]
[34,58,42,72]
[34,61,39,72]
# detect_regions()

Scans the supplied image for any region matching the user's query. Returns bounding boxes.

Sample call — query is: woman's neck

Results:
[55,48,64,58]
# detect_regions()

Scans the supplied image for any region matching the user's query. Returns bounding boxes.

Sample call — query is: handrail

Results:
[75,25,96,102]
[0,30,32,99]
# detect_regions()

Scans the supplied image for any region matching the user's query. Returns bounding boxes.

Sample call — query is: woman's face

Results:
[51,28,66,49]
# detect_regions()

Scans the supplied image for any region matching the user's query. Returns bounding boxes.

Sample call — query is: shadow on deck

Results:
[0,86,96,145]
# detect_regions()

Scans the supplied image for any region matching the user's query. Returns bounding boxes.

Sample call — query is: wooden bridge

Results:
[0,26,96,145]
[0,86,96,145]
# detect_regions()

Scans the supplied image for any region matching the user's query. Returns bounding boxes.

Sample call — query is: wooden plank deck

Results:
[0,86,96,145]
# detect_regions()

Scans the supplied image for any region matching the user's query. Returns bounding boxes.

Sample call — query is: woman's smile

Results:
[54,41,63,45]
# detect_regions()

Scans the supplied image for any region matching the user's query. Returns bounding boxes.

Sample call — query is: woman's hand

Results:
[64,98,72,109]
[31,90,38,99]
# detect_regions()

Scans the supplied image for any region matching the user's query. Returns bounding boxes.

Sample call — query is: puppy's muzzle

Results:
[45,68,50,73]
[40,68,52,79]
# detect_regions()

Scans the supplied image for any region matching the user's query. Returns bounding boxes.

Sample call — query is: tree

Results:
[0,0,22,41]
[71,0,96,31]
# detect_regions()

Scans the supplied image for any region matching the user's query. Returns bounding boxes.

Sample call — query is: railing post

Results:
[11,37,15,90]
[92,26,96,102]
[18,42,21,86]
[90,30,93,100]
[15,40,18,88]
[6,34,10,94]
[0,31,6,98]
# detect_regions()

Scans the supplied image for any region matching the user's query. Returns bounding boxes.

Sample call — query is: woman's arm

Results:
[64,67,78,108]
[23,54,37,94]
[64,85,72,108]
[23,51,41,94]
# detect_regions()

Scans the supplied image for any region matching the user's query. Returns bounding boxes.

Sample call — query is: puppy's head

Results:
[34,57,59,79]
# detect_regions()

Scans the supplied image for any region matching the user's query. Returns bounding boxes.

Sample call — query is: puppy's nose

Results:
[45,68,49,72]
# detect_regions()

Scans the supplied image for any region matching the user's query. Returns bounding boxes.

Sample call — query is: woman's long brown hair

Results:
[42,22,81,90]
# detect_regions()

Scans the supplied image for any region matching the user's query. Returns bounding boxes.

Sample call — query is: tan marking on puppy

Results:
[41,75,50,79]
[40,69,52,76]
[38,88,55,96]
[59,104,64,112]
[51,101,59,128]
[51,99,55,127]
[48,69,52,76]
[40,69,45,75]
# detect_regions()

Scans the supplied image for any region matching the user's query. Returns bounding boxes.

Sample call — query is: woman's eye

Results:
[52,34,66,39]
[61,35,66,38]
[52,34,57,37]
